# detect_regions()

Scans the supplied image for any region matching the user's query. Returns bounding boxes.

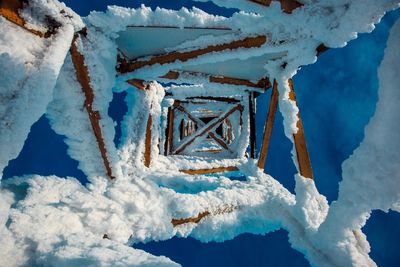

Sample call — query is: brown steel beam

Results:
[249,92,256,158]
[180,166,239,175]
[0,0,58,37]
[117,35,267,73]
[174,104,243,155]
[316,43,329,56]
[257,80,279,169]
[160,70,271,90]
[164,107,174,156]
[70,34,115,180]
[171,211,210,227]
[209,76,271,89]
[249,0,303,14]
[144,114,152,167]
[126,79,148,91]
[127,25,231,31]
[288,79,314,179]
[186,96,240,103]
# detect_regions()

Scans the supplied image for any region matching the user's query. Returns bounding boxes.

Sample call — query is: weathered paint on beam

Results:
[180,166,239,175]
[118,35,267,73]
[160,70,271,90]
[288,79,314,179]
[70,34,115,180]
[249,0,303,14]
[257,80,279,169]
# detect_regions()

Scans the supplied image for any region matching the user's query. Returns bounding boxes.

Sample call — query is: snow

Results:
[0,12,78,178]
[0,0,400,266]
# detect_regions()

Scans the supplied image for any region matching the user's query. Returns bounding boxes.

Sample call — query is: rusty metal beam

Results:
[144,114,152,167]
[118,35,267,73]
[288,79,314,179]
[70,33,115,180]
[126,79,148,91]
[160,70,271,90]
[249,0,303,14]
[171,211,210,227]
[185,96,240,103]
[0,0,58,37]
[249,92,256,158]
[257,80,279,169]
[180,166,239,175]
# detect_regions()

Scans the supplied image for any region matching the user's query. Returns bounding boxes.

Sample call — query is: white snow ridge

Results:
[0,0,399,266]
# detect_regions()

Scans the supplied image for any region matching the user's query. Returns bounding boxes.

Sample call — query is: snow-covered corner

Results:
[0,0,84,178]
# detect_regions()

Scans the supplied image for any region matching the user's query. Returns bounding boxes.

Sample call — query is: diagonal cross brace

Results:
[173,104,243,155]
[173,102,232,152]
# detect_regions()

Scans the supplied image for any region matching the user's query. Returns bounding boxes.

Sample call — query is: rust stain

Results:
[180,166,239,175]
[70,33,115,180]
[118,35,267,73]
[249,0,303,14]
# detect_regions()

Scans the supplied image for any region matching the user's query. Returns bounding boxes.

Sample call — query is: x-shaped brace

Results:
[173,102,243,155]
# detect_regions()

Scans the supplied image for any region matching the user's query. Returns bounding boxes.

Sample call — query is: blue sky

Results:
[3,1,400,266]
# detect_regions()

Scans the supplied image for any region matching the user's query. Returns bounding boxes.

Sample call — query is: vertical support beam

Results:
[257,80,279,169]
[288,79,314,179]
[249,92,256,158]
[144,114,152,167]
[164,106,174,156]
[70,34,115,180]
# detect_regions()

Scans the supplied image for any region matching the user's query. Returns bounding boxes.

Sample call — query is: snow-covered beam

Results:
[288,79,313,179]
[160,70,270,91]
[70,33,116,180]
[117,35,267,74]
[258,80,279,169]
[179,166,239,175]
[0,0,60,38]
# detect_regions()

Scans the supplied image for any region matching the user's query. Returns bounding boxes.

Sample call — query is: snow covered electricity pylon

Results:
[1,1,400,266]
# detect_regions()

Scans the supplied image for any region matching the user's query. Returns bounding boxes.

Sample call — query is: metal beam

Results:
[257,80,279,169]
[117,35,267,73]
[288,79,314,179]
[70,33,115,180]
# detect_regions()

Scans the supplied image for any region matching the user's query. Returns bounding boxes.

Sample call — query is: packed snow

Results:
[0,0,399,266]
